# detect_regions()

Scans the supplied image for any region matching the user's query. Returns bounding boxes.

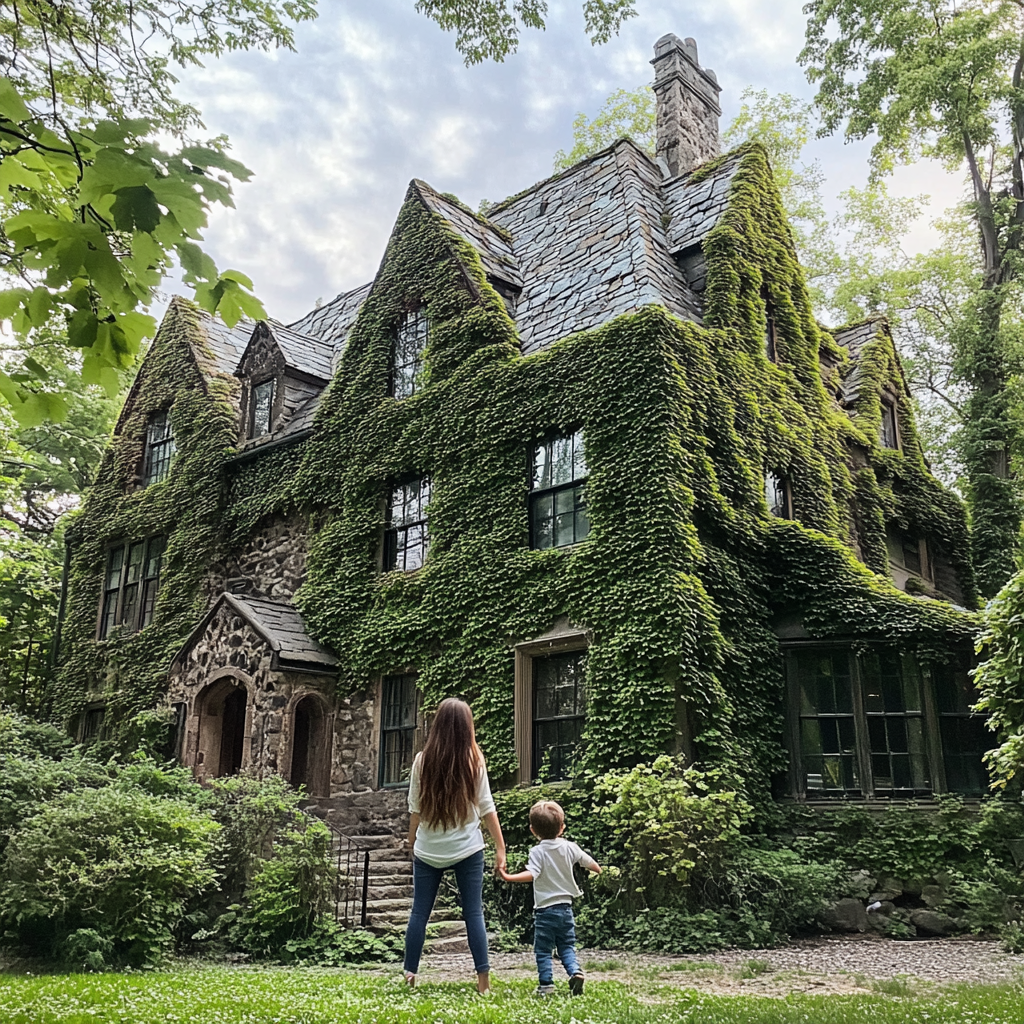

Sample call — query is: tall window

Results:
[880,400,899,449]
[533,651,586,781]
[80,706,105,743]
[99,536,165,639]
[765,471,792,519]
[787,645,983,800]
[933,655,989,796]
[530,430,589,549]
[250,379,275,437]
[380,673,417,786]
[143,410,175,485]
[384,477,431,571]
[391,309,428,399]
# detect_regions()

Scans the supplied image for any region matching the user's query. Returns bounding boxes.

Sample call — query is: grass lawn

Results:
[0,965,1022,1024]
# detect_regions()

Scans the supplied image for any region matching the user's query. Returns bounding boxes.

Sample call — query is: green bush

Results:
[1,784,220,967]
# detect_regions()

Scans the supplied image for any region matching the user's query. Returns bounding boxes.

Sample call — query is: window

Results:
[533,651,586,781]
[99,535,165,638]
[80,706,105,743]
[380,673,417,786]
[880,399,899,449]
[933,655,990,796]
[143,410,175,485]
[787,645,987,800]
[390,309,428,399]
[902,536,923,575]
[384,477,431,571]
[250,379,275,437]
[530,430,589,549]
[765,471,792,519]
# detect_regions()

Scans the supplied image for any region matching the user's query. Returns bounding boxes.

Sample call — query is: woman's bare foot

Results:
[476,971,491,995]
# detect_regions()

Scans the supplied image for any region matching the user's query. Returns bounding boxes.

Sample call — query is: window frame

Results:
[249,377,276,438]
[784,642,985,802]
[383,476,432,572]
[378,672,419,788]
[529,429,590,550]
[765,470,793,519]
[142,409,176,485]
[97,534,166,639]
[880,396,900,450]
[514,631,589,784]
[389,308,428,400]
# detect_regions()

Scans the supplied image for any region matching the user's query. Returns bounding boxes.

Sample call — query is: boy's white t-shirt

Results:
[526,837,598,909]
[407,751,496,868]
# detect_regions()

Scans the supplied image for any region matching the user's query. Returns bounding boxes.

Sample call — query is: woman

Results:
[404,698,506,993]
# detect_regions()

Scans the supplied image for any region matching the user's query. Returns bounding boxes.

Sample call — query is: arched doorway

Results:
[290,695,330,796]
[195,678,249,780]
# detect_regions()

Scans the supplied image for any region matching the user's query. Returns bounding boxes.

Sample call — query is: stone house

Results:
[56,33,988,845]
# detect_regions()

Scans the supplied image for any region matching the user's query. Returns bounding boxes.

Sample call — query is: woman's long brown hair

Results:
[418,698,483,831]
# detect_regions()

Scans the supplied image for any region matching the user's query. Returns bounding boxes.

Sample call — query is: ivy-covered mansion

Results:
[56,33,990,835]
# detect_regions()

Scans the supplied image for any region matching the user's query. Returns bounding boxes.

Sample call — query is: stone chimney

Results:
[651,34,721,178]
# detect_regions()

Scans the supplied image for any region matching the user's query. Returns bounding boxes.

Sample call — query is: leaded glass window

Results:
[98,536,165,638]
[384,477,431,572]
[881,400,899,449]
[530,430,589,549]
[860,649,931,797]
[143,410,175,485]
[380,673,417,786]
[765,472,791,519]
[791,648,861,796]
[533,651,586,781]
[933,654,990,796]
[251,379,275,437]
[391,309,428,399]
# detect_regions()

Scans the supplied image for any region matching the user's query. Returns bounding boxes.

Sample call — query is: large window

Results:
[384,477,431,571]
[787,645,986,800]
[533,650,586,782]
[530,430,589,549]
[99,536,165,639]
[143,410,175,485]
[391,309,428,399]
[250,379,275,438]
[379,673,418,786]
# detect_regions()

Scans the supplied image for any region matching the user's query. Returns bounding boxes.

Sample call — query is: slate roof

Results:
[289,283,371,359]
[414,181,523,288]
[170,592,337,671]
[252,321,334,381]
[663,152,743,252]
[835,318,886,407]
[196,309,255,377]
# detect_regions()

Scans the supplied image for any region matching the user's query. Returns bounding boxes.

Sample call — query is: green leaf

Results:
[111,186,162,233]
[0,77,30,121]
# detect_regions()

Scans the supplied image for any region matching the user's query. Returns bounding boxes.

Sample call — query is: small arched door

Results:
[290,695,330,796]
[195,678,249,780]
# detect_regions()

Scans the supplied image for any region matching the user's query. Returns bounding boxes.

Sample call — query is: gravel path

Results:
[417,935,1024,996]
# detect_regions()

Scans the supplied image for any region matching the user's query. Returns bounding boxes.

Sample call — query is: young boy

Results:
[498,800,601,996]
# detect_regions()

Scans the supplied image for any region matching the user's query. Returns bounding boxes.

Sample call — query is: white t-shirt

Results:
[407,751,496,868]
[526,838,598,909]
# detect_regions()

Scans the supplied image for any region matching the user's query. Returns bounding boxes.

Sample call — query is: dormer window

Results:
[880,398,899,449]
[250,379,275,438]
[391,309,428,399]
[143,410,175,485]
[765,471,792,519]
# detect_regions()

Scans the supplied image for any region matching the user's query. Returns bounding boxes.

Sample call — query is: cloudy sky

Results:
[172,0,965,325]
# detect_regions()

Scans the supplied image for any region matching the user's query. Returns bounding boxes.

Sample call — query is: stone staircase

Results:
[333,833,471,954]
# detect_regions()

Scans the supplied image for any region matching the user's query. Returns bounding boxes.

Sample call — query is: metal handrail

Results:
[301,809,377,928]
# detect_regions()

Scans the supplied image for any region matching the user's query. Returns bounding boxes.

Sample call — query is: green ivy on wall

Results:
[53,300,241,733]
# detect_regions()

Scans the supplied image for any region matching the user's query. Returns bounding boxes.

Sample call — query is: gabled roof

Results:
[414,181,523,288]
[289,283,371,360]
[663,152,743,252]
[234,320,334,382]
[835,318,890,407]
[196,308,255,377]
[170,592,338,672]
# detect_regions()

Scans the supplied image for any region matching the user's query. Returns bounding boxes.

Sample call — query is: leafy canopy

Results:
[554,87,656,171]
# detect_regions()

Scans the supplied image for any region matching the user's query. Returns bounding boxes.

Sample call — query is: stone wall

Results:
[209,513,308,601]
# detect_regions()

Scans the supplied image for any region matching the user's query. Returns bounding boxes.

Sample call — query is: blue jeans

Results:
[404,850,490,975]
[534,903,580,984]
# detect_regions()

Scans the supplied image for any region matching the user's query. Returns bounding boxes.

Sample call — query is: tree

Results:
[554,87,656,171]
[800,0,1024,597]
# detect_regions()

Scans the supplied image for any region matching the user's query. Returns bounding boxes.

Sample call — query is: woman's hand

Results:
[482,811,507,874]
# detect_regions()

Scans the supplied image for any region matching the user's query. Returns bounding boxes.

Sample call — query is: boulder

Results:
[822,898,868,933]
[910,909,959,936]
[849,870,877,897]
[921,884,944,908]
[866,901,896,933]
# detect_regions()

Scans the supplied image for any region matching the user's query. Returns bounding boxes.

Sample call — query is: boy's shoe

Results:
[569,974,585,996]
[535,984,556,997]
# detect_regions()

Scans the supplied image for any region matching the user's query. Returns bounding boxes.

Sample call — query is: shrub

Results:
[0,785,220,967]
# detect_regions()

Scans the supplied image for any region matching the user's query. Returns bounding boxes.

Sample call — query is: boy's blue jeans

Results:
[534,903,581,984]
[404,850,490,975]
